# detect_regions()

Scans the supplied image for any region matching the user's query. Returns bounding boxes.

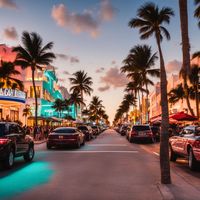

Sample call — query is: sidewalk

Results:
[158,170,200,200]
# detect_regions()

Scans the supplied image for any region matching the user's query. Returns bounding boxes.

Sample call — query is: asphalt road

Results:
[1,129,200,200]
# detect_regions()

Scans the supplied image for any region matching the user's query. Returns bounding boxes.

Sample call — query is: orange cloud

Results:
[100,67,128,88]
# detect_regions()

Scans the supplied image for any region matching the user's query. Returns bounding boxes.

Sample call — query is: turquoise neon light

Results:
[0,162,54,199]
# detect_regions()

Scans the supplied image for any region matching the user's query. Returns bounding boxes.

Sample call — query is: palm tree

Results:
[121,45,159,122]
[13,31,55,126]
[192,51,200,59]
[52,99,65,118]
[69,70,93,115]
[168,84,185,105]
[0,61,24,90]
[189,65,200,119]
[23,105,32,125]
[70,91,85,119]
[129,2,174,184]
[194,0,200,27]
[179,0,195,116]
[89,96,104,124]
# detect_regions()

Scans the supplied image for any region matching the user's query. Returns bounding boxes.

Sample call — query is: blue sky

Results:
[0,0,199,122]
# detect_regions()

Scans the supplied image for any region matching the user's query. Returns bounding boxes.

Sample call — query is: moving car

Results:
[47,127,85,149]
[0,122,34,169]
[127,125,154,143]
[77,125,93,140]
[169,125,200,170]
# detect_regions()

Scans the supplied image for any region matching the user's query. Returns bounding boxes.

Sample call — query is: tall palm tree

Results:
[0,61,24,90]
[168,84,185,105]
[129,2,174,184]
[13,31,55,126]
[52,99,65,118]
[179,0,195,116]
[189,65,200,119]
[23,105,32,126]
[121,45,159,122]
[89,96,104,124]
[70,91,85,119]
[69,70,93,114]
[194,0,200,27]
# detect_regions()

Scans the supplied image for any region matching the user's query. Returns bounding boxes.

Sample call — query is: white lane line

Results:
[49,150,138,153]
[153,152,160,156]
[87,144,127,147]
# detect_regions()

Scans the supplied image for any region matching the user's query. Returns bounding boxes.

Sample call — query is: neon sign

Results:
[0,88,26,103]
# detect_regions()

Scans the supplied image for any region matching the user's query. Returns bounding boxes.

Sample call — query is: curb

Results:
[157,183,175,200]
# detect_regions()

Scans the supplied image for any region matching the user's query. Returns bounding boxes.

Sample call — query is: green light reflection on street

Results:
[0,162,54,199]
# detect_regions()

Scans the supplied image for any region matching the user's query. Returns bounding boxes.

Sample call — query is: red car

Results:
[127,125,154,143]
[47,127,85,149]
[169,125,200,170]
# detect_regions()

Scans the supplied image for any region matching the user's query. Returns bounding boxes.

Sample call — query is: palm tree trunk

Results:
[179,0,195,116]
[145,83,149,123]
[195,85,199,119]
[156,34,171,184]
[80,90,83,118]
[138,90,141,124]
[32,67,38,127]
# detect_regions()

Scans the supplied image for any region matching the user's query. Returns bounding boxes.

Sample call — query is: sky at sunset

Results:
[0,0,199,122]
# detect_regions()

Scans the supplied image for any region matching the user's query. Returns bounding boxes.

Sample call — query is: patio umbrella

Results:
[170,112,197,121]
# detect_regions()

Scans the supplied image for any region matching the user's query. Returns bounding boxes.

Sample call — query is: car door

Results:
[179,129,194,155]
[17,125,29,152]
[9,124,27,154]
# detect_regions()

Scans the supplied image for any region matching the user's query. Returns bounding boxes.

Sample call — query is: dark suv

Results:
[0,122,34,169]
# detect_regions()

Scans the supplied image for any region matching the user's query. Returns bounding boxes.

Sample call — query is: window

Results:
[30,86,41,98]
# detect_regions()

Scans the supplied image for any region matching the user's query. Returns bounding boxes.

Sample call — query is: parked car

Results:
[120,125,130,136]
[47,127,85,149]
[127,125,154,143]
[169,125,200,170]
[77,125,93,140]
[0,122,34,169]
[91,125,99,136]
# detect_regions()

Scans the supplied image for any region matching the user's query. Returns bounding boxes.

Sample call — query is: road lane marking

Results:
[153,152,160,156]
[48,150,138,153]
[87,144,127,147]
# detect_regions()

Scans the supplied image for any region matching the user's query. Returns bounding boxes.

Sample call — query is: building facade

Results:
[0,44,76,125]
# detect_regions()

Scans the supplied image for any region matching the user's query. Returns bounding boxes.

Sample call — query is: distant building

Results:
[149,73,197,122]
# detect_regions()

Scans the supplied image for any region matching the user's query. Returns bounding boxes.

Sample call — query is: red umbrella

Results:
[170,112,198,121]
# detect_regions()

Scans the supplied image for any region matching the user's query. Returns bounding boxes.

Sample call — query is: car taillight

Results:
[131,130,137,136]
[194,140,200,148]
[0,139,9,145]
[146,131,153,136]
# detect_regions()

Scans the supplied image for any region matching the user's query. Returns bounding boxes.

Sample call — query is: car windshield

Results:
[132,126,150,131]
[0,124,5,136]
[78,126,88,130]
[53,128,76,134]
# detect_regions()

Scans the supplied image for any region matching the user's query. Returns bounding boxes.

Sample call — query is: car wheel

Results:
[24,145,35,162]
[3,149,14,169]
[47,143,52,149]
[188,148,198,170]
[129,137,133,143]
[169,145,177,162]
[82,139,85,146]
[76,140,81,148]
